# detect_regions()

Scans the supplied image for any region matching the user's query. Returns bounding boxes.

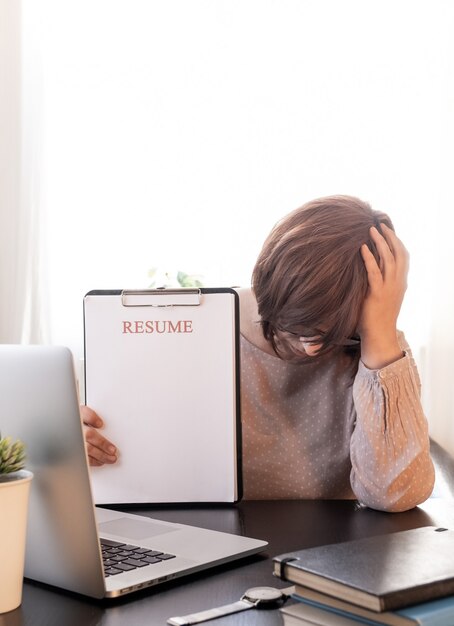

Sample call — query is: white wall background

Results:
[2,0,453,451]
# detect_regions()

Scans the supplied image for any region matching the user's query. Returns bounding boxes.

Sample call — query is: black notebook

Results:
[273,526,454,612]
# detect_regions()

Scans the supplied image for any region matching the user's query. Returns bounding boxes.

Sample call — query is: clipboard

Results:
[83,288,242,504]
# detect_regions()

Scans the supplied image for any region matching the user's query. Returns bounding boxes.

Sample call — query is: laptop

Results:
[0,344,267,599]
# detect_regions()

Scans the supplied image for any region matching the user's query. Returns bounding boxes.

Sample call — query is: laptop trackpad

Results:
[99,517,178,540]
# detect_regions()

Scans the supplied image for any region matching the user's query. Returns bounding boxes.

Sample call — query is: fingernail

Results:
[108,445,116,454]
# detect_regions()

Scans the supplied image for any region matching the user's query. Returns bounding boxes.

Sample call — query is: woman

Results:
[82,195,435,511]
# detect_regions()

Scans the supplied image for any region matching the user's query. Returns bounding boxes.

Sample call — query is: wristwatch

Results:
[167,585,295,625]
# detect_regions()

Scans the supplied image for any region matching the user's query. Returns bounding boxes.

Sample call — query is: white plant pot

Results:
[0,470,33,614]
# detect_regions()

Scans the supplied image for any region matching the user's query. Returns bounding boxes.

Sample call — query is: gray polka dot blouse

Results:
[240,331,435,512]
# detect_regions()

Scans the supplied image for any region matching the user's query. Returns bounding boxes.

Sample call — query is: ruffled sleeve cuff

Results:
[356,350,411,383]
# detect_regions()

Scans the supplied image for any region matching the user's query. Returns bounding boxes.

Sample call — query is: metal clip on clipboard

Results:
[121,289,202,308]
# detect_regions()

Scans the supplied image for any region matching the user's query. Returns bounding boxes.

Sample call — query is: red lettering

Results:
[122,320,193,334]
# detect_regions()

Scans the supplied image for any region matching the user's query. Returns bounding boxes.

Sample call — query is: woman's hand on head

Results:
[81,405,118,467]
[358,223,409,369]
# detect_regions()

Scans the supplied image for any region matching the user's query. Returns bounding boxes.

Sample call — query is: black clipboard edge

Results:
[82,287,243,504]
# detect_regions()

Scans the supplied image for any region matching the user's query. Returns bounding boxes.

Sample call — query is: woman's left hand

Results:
[357,223,409,369]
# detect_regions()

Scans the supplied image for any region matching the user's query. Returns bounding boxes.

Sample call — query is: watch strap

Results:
[167,598,254,625]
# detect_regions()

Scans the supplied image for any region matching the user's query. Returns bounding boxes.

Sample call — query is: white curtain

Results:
[0,0,23,342]
[0,0,47,344]
[3,0,454,454]
[423,97,454,454]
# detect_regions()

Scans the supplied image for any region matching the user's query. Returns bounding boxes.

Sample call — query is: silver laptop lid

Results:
[0,344,105,598]
[0,344,268,600]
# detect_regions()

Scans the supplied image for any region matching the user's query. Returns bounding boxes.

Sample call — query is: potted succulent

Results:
[0,434,33,614]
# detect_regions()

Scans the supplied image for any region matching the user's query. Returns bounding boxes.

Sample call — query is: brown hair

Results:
[252,195,393,360]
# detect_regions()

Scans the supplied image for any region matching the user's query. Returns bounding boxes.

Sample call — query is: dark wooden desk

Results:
[2,494,454,626]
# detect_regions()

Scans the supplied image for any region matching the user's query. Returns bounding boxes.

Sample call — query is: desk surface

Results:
[2,495,454,626]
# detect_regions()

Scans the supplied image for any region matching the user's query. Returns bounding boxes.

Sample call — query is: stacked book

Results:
[273,526,454,626]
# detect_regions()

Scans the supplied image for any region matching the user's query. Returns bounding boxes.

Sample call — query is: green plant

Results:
[175,271,204,288]
[148,267,204,289]
[0,434,26,475]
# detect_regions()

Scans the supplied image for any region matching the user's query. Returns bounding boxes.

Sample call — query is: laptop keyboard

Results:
[101,538,176,577]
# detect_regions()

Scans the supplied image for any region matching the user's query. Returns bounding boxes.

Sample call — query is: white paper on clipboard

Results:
[83,288,242,504]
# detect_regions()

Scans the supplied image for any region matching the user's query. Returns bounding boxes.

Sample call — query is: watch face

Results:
[244,586,284,604]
